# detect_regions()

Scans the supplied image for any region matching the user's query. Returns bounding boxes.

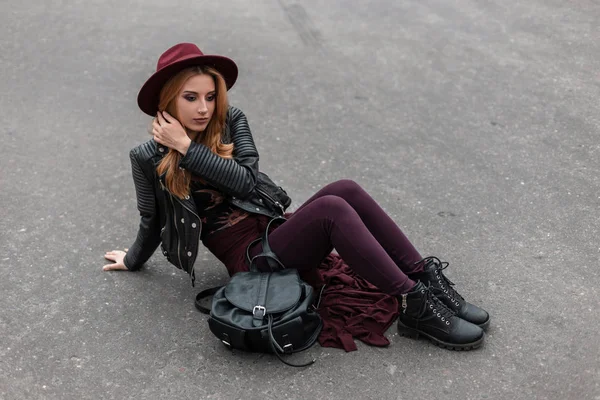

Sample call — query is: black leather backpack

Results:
[195,217,323,367]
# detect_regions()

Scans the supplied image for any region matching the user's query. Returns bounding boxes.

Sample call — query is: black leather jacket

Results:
[123,106,291,285]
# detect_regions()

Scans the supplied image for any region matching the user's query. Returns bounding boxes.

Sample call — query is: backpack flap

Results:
[224,269,302,317]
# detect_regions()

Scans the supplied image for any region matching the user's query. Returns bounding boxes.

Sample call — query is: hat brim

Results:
[137,54,238,116]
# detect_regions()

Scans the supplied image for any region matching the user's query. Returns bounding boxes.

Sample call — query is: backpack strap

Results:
[249,217,287,272]
[267,315,316,367]
[195,286,222,314]
[196,217,287,314]
[252,273,270,327]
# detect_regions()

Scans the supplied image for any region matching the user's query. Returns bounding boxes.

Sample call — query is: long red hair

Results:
[155,66,233,198]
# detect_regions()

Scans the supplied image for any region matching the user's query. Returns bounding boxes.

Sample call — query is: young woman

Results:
[103,43,490,350]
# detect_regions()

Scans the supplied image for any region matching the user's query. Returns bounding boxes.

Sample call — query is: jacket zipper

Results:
[255,187,285,214]
[167,192,184,271]
[158,175,200,286]
[174,196,201,220]
[160,178,189,272]
[173,195,202,286]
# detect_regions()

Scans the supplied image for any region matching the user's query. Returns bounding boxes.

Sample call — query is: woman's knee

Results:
[293,195,359,235]
[327,179,364,199]
[311,194,353,215]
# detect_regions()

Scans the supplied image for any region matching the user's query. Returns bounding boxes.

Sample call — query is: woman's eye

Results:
[185,96,196,102]
[207,95,215,101]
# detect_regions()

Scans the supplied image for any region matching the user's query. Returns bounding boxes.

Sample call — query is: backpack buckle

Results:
[253,305,266,319]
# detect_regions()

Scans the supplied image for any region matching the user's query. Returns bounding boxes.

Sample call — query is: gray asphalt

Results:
[1,0,599,399]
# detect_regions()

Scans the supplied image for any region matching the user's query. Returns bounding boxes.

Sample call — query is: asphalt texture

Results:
[1,0,599,399]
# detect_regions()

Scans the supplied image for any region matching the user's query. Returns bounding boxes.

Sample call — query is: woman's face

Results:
[176,73,216,134]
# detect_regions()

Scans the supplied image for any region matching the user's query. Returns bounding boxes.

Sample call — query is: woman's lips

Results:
[193,118,208,123]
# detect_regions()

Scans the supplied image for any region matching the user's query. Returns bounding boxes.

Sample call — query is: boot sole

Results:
[478,317,490,331]
[397,321,484,351]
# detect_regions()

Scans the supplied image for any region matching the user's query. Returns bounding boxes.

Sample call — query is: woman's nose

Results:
[198,101,208,114]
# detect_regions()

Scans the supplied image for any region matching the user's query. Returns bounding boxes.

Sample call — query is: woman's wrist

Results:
[178,137,192,156]
[122,252,131,270]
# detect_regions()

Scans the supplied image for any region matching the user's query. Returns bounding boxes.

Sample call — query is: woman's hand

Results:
[153,111,192,155]
[103,250,129,271]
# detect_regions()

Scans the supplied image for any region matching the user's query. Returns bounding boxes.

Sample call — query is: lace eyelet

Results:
[446,321,450,325]
[429,304,433,309]
[441,317,445,321]
[437,313,441,317]
[433,309,437,313]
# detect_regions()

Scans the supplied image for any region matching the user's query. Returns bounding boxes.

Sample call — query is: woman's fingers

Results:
[104,250,127,261]
[102,263,127,271]
[161,111,183,129]
[102,249,128,271]
[162,111,179,126]
[162,111,172,123]
[153,127,163,144]
[156,111,167,126]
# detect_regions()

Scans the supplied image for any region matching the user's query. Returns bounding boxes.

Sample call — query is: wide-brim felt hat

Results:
[137,43,238,116]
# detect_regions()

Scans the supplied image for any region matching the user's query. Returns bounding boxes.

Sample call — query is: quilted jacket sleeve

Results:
[123,148,162,271]
[178,106,259,198]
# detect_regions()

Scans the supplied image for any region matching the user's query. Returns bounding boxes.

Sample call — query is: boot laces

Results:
[418,256,464,305]
[417,284,455,326]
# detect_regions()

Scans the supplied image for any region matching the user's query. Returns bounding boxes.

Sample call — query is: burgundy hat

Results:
[137,43,238,116]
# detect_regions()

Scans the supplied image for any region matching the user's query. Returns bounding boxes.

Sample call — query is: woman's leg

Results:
[249,195,416,295]
[248,187,486,349]
[292,179,423,274]
[300,181,490,329]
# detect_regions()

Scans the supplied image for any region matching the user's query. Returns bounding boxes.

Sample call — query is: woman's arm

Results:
[120,147,162,271]
[178,106,259,198]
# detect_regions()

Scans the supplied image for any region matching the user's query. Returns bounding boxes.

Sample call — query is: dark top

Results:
[190,178,250,241]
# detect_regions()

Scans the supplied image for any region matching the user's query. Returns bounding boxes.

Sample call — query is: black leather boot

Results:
[411,257,490,330]
[397,281,484,350]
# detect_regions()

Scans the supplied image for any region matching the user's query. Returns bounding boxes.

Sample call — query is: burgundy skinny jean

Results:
[248,180,423,295]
